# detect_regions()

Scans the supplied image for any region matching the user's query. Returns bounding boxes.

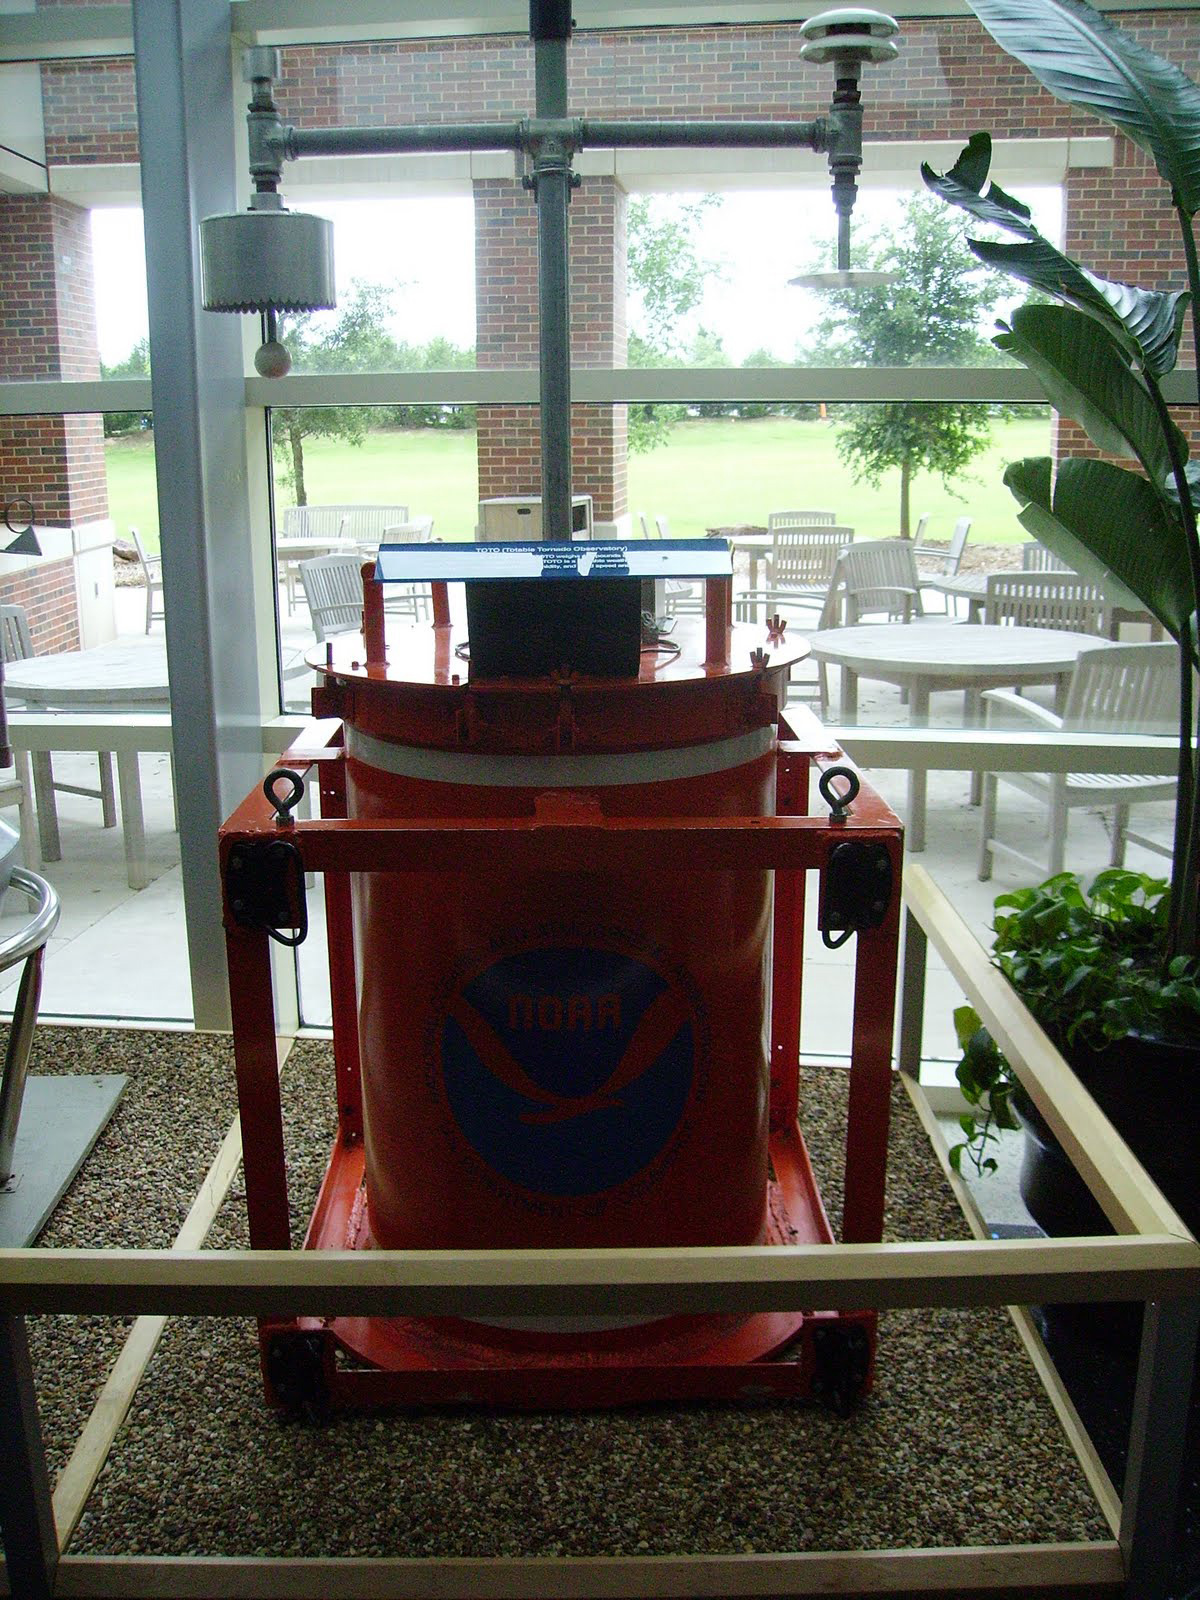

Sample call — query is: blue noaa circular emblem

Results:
[441,945,695,1197]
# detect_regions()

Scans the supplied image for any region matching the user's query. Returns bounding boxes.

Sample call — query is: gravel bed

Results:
[22,1028,242,1482]
[928,540,1023,576]
[13,1035,1108,1560]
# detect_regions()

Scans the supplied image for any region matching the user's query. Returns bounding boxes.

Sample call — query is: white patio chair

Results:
[130,527,165,633]
[0,602,106,864]
[914,516,971,578]
[734,526,854,622]
[913,517,972,614]
[1021,541,1073,572]
[978,641,1179,880]
[298,554,367,643]
[0,680,36,870]
[650,514,703,614]
[781,579,844,718]
[381,516,434,544]
[833,539,925,626]
[983,570,1109,635]
[377,517,436,620]
[766,508,837,531]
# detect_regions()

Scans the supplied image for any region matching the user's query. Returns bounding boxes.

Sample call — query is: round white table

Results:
[806,622,1116,850]
[3,636,168,708]
[3,636,170,886]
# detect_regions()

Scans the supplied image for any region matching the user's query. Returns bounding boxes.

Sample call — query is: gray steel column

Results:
[1121,1295,1200,1599]
[534,33,572,542]
[132,0,265,1028]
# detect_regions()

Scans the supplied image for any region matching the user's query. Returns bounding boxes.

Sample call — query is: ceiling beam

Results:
[0,7,133,62]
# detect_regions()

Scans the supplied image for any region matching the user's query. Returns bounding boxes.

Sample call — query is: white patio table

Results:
[806,621,1116,851]
[3,635,169,887]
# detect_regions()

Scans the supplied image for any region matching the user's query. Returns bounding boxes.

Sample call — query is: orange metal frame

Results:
[220,705,903,1413]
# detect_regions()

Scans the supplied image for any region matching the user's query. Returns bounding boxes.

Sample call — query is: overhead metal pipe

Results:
[580,118,825,149]
[285,121,525,158]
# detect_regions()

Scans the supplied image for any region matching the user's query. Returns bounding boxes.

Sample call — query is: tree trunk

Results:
[899,458,912,539]
[288,423,307,507]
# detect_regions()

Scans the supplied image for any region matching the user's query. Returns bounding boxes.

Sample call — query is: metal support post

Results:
[1121,1295,1200,1599]
[534,149,573,543]
[0,1315,57,1600]
[531,13,573,543]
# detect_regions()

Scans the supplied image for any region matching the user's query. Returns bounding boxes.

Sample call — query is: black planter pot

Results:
[1016,1032,1200,1241]
[1015,1032,1200,1354]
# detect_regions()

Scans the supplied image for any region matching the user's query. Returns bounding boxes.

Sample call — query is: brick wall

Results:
[0,557,83,654]
[475,177,627,521]
[42,17,1200,151]
[0,189,105,651]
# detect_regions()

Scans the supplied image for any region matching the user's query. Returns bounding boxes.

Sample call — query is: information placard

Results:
[374,538,731,584]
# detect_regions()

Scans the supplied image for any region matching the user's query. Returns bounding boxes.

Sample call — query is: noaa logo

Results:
[440,945,695,1196]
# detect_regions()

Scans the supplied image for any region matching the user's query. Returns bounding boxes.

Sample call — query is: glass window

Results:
[92,209,150,379]
[625,186,1064,371]
[275,197,477,378]
[0,414,184,1024]
[268,403,477,546]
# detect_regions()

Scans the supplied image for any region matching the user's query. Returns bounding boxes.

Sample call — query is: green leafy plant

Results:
[921,0,1200,958]
[950,869,1200,1174]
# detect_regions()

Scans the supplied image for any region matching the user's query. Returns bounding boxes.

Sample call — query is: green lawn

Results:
[106,414,1049,552]
[104,433,166,547]
[628,414,1050,545]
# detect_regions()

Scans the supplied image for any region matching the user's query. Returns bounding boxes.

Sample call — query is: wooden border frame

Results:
[0,863,1197,1597]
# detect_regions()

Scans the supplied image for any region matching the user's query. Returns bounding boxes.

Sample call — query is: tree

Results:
[100,338,152,436]
[626,195,724,453]
[273,282,399,505]
[272,282,475,503]
[804,196,1007,537]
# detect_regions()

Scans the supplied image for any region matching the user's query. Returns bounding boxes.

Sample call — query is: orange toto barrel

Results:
[320,621,806,1256]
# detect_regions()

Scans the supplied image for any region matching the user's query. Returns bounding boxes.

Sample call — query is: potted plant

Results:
[919,0,1200,1233]
[950,870,1200,1238]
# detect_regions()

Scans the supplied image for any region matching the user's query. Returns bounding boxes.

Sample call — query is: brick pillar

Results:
[475,175,628,530]
[1056,144,1195,463]
[0,193,107,649]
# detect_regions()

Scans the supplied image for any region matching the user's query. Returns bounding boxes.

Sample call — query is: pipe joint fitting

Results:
[247,110,288,188]
[523,117,581,169]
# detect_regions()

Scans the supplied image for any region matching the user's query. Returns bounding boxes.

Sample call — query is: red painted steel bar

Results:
[222,919,292,1251]
[362,564,386,664]
[769,742,808,1133]
[315,742,363,1144]
[228,813,900,876]
[840,847,903,1245]
[704,576,732,667]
